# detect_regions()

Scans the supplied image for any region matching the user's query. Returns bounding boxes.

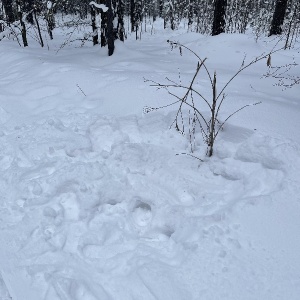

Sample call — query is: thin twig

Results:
[176,153,204,162]
[76,84,87,96]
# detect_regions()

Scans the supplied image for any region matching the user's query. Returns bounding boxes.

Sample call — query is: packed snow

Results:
[0,18,300,300]
[89,2,108,12]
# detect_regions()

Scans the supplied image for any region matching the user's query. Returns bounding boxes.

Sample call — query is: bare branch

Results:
[214,102,262,139]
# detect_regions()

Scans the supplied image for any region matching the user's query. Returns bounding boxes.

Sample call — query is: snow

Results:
[0,19,300,300]
[89,2,109,12]
[47,1,53,10]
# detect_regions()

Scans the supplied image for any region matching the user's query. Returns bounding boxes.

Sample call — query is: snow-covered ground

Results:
[0,19,300,300]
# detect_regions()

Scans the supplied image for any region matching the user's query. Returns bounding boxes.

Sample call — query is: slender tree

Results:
[100,0,108,47]
[284,1,299,49]
[90,3,99,45]
[188,0,194,28]
[2,0,16,23]
[33,3,44,47]
[159,0,164,17]
[45,0,56,40]
[16,0,28,46]
[134,0,142,38]
[269,0,288,36]
[106,0,114,55]
[116,0,125,41]
[25,0,34,24]
[165,0,176,30]
[130,0,135,32]
[212,0,227,36]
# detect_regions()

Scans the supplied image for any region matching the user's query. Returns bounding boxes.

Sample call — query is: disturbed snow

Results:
[0,20,300,300]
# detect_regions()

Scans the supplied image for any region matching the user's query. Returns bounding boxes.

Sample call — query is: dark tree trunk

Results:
[47,19,54,39]
[46,0,56,40]
[90,4,99,45]
[284,2,299,49]
[117,0,125,41]
[130,0,135,32]
[188,0,194,27]
[168,1,175,30]
[2,0,16,23]
[16,0,28,47]
[106,0,115,56]
[47,15,55,40]
[25,0,34,24]
[269,0,288,36]
[212,0,227,36]
[26,12,34,24]
[33,7,44,47]
[159,0,163,17]
[100,0,108,47]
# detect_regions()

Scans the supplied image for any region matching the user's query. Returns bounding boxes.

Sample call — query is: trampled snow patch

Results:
[0,21,300,300]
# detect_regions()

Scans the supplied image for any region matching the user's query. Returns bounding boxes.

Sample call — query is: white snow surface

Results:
[0,20,300,300]
[89,2,108,12]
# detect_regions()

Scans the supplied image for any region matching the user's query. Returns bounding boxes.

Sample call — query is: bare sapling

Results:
[145,40,283,157]
[263,57,299,89]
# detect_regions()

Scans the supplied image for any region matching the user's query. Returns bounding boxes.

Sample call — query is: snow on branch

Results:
[47,1,53,9]
[89,1,108,12]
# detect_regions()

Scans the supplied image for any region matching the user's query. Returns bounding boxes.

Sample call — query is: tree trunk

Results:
[269,0,288,36]
[208,72,217,157]
[130,0,135,32]
[90,4,98,45]
[284,2,299,49]
[170,1,175,30]
[100,0,108,47]
[188,0,194,28]
[16,0,28,47]
[2,0,16,24]
[25,0,34,24]
[33,7,44,47]
[212,0,227,36]
[159,0,164,17]
[46,0,56,40]
[106,0,115,56]
[117,0,125,42]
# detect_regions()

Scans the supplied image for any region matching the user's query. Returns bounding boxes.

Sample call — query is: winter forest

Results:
[1,0,300,52]
[0,1,300,300]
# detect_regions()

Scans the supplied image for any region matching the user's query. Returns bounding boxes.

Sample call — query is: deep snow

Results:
[0,19,300,300]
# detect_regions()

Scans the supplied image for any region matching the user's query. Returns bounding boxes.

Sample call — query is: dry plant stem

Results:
[144,78,210,129]
[215,101,262,139]
[263,58,299,89]
[76,84,87,96]
[167,40,214,85]
[208,72,217,157]
[176,153,204,162]
[2,23,22,46]
[56,18,86,53]
[145,40,283,158]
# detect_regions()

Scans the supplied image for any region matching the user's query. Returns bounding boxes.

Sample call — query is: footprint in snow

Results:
[59,192,80,221]
[132,200,152,227]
